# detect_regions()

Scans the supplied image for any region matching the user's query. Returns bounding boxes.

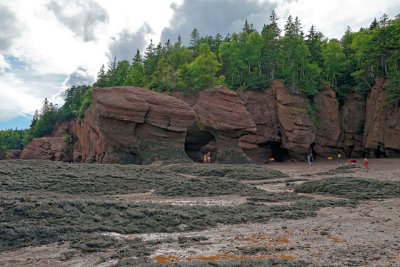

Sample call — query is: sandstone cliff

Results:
[239,80,315,162]
[191,86,256,163]
[341,93,366,157]
[19,80,400,164]
[314,88,342,156]
[73,86,196,164]
[364,78,400,157]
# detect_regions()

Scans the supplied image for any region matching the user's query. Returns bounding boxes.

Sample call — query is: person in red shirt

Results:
[364,158,369,170]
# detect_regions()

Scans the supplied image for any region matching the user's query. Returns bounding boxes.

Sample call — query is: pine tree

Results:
[132,49,142,64]
[94,64,107,87]
[242,20,255,34]
[189,28,200,53]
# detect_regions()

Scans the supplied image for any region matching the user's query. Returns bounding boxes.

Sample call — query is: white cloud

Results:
[0,0,180,127]
[271,0,400,39]
[0,55,11,72]
[0,73,43,121]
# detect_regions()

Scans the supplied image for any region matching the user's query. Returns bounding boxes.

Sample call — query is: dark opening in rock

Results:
[310,143,317,159]
[268,141,290,162]
[242,141,289,163]
[185,130,216,162]
[375,147,386,158]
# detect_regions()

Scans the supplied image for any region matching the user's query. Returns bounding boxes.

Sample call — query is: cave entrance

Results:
[375,147,386,158]
[184,130,216,162]
[242,141,289,163]
[267,141,290,162]
[310,143,317,159]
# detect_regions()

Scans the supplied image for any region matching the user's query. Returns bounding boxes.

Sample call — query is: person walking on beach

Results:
[364,158,369,171]
[307,154,312,165]
[338,153,342,166]
[207,152,211,163]
[203,153,208,164]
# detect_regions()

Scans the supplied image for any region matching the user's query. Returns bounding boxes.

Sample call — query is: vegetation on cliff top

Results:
[94,12,400,103]
[3,12,399,152]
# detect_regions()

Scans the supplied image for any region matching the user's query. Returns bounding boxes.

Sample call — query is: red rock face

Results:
[240,80,320,162]
[364,78,400,157]
[275,81,315,160]
[239,88,280,143]
[341,94,366,157]
[20,137,68,161]
[192,86,257,163]
[314,88,343,156]
[239,86,282,162]
[74,86,197,164]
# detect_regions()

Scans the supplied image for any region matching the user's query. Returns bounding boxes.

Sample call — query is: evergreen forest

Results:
[1,12,400,156]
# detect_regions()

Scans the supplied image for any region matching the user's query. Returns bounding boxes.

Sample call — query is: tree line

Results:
[94,12,400,103]
[2,12,399,155]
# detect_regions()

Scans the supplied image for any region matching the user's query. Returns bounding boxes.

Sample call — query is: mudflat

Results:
[0,159,399,266]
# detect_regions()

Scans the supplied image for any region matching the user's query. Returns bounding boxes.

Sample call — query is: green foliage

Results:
[64,134,72,143]
[78,88,93,119]
[179,44,221,91]
[0,129,30,151]
[322,39,346,88]
[60,85,91,120]
[18,12,396,146]
[85,13,399,103]
[32,110,58,138]
[0,146,7,159]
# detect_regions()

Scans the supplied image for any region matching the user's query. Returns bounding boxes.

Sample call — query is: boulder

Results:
[341,93,366,157]
[20,137,68,161]
[74,86,196,164]
[275,80,315,160]
[192,86,257,163]
[314,88,343,156]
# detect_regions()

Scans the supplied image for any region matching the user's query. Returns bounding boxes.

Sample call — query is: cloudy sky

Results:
[0,0,399,129]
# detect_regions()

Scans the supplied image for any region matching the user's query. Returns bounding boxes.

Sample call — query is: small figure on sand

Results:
[206,152,211,163]
[307,154,312,165]
[338,153,342,166]
[364,158,368,171]
[203,153,208,164]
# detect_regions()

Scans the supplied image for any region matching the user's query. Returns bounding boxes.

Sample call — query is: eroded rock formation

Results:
[314,88,342,156]
[74,86,196,164]
[364,78,400,157]
[341,94,366,158]
[275,81,315,160]
[18,79,400,164]
[20,137,68,161]
[239,86,282,162]
[191,86,257,163]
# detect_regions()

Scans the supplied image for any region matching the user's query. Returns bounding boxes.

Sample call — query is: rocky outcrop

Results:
[20,137,68,161]
[21,79,400,164]
[341,94,366,157]
[364,78,400,157]
[239,80,316,162]
[275,81,315,160]
[191,86,257,163]
[314,88,342,156]
[239,87,281,162]
[73,86,196,164]
[8,150,22,159]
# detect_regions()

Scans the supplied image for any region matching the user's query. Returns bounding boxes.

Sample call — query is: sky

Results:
[0,0,399,130]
